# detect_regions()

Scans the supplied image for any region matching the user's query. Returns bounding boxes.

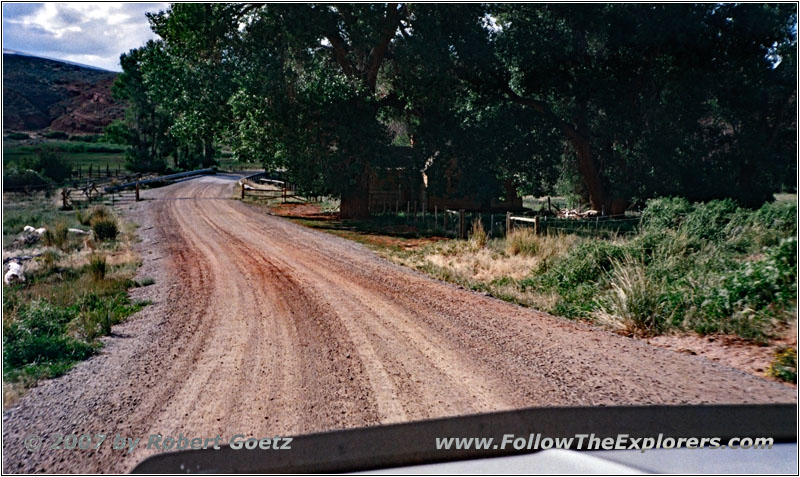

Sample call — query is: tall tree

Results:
[111,41,176,173]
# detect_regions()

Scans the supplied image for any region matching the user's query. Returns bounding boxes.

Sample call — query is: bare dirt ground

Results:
[3,176,795,473]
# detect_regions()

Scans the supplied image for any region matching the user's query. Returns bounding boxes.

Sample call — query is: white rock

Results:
[4,261,24,285]
[68,228,90,235]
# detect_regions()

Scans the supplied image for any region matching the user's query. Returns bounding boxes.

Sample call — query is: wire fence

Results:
[365,208,509,239]
[517,214,642,238]
[365,207,642,240]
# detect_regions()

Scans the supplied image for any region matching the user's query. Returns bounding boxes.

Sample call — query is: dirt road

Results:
[3,176,795,472]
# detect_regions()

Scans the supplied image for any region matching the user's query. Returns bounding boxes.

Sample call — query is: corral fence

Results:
[239,171,307,202]
[49,168,215,209]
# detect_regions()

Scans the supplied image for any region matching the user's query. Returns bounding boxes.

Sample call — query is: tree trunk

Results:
[566,130,610,213]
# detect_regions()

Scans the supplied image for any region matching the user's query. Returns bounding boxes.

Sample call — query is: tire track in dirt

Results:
[2,176,795,473]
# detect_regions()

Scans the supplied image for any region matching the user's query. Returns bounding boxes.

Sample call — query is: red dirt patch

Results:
[646,324,796,387]
[270,202,335,220]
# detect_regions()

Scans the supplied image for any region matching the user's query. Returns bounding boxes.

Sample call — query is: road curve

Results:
[3,175,795,472]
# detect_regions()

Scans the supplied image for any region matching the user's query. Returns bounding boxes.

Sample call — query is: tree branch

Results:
[365,3,404,92]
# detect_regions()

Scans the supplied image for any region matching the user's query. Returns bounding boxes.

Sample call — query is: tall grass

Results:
[470,219,488,248]
[390,197,796,343]
[594,255,670,336]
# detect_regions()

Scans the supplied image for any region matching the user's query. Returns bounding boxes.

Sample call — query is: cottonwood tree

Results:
[490,3,797,210]
[111,41,175,173]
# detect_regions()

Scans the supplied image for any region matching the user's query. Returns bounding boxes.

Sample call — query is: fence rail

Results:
[239,171,306,202]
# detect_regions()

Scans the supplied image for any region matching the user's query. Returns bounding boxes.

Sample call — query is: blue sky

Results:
[2,2,167,71]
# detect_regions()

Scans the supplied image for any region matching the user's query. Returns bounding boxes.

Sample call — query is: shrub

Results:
[91,217,118,241]
[42,222,69,250]
[768,347,797,383]
[2,167,49,189]
[6,132,30,140]
[89,254,107,281]
[595,256,670,336]
[78,206,112,226]
[25,146,71,183]
[43,131,69,140]
[470,219,487,248]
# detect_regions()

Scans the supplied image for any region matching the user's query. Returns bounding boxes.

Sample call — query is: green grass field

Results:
[4,139,127,174]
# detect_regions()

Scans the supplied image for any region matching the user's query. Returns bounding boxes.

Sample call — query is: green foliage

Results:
[91,217,118,241]
[20,146,72,183]
[43,131,69,140]
[2,166,50,189]
[3,301,97,378]
[89,254,107,281]
[768,347,797,383]
[78,206,112,227]
[519,199,796,340]
[3,260,146,384]
[6,132,30,140]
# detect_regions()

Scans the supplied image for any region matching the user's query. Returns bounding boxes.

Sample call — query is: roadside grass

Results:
[2,203,147,405]
[264,197,796,344]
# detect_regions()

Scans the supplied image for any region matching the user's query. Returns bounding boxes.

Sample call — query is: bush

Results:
[42,222,69,250]
[89,254,107,281]
[25,146,72,183]
[2,167,50,189]
[91,217,118,241]
[43,131,69,140]
[768,347,797,383]
[6,132,30,140]
[78,206,112,226]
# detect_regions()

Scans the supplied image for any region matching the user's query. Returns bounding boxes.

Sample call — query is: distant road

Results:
[3,175,794,473]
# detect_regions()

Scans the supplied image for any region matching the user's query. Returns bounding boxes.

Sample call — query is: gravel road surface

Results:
[3,175,795,472]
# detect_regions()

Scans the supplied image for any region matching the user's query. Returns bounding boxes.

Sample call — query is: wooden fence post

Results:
[506,211,512,237]
[434,206,438,230]
[534,215,540,235]
[62,188,68,209]
[135,181,140,201]
[459,209,465,239]
[241,182,245,200]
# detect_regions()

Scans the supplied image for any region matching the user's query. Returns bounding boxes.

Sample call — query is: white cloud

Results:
[2,2,168,71]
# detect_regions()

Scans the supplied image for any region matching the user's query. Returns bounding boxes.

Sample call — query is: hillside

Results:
[2,51,125,134]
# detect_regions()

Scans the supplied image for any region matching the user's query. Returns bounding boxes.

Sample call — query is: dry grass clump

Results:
[593,255,670,336]
[470,219,488,249]
[42,222,69,250]
[506,228,578,260]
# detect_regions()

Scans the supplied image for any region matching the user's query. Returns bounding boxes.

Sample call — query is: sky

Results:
[2,2,167,71]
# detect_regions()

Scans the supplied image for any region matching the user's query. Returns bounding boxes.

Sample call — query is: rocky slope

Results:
[3,51,125,134]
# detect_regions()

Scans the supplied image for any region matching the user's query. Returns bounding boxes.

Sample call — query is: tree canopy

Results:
[111,3,797,216]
